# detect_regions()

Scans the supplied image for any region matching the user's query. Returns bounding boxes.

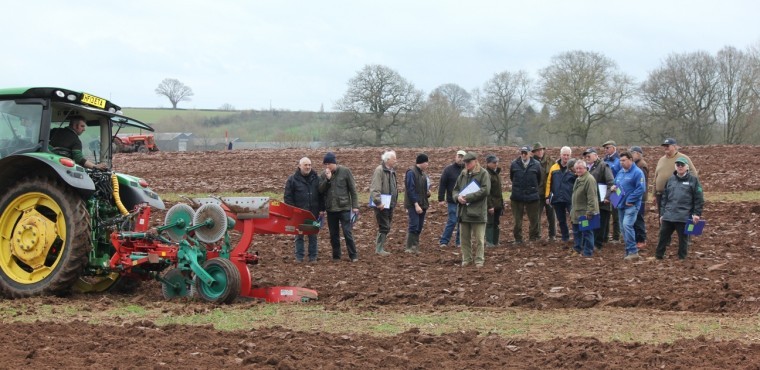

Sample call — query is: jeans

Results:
[327,210,357,260]
[656,221,690,259]
[633,206,647,243]
[572,223,595,256]
[552,202,571,241]
[618,206,639,256]
[407,208,427,235]
[439,202,460,246]
[295,234,318,261]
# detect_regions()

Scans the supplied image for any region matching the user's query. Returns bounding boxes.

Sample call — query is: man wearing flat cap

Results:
[510,145,543,244]
[583,147,615,250]
[319,152,360,262]
[404,153,431,254]
[602,140,621,243]
[654,138,698,215]
[453,152,490,267]
[484,154,503,247]
[532,142,556,241]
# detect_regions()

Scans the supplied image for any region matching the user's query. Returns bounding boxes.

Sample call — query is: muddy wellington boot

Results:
[411,233,420,254]
[375,233,390,256]
[404,234,415,253]
[493,225,500,247]
[485,223,495,247]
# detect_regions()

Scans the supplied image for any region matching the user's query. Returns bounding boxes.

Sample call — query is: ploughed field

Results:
[3,145,760,369]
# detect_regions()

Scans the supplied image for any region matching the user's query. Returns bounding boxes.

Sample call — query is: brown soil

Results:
[3,145,759,368]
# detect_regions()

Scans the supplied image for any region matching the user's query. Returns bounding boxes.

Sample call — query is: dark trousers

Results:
[327,211,357,260]
[538,196,556,238]
[611,208,620,240]
[634,206,647,243]
[594,208,611,248]
[552,202,571,241]
[511,200,541,241]
[486,208,503,245]
[656,220,690,259]
[374,208,393,234]
[407,208,427,235]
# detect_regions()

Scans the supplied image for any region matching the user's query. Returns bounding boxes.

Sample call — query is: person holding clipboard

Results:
[452,152,490,267]
[369,150,399,256]
[655,157,704,260]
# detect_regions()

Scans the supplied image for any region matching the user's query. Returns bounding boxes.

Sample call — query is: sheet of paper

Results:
[459,180,480,197]
[598,184,608,201]
[380,194,392,208]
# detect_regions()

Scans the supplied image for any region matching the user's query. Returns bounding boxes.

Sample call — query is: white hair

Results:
[575,159,587,168]
[298,157,311,165]
[560,146,572,154]
[381,150,396,162]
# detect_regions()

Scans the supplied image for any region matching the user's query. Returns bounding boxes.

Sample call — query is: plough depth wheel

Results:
[195,258,240,304]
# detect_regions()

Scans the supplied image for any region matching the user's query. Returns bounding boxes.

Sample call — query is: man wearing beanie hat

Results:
[438,150,466,248]
[404,153,431,254]
[532,142,556,241]
[453,151,490,267]
[484,155,503,247]
[319,152,360,262]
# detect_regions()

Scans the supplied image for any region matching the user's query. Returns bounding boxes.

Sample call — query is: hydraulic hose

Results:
[111,173,129,216]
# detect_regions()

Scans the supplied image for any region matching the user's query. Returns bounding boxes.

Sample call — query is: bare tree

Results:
[641,51,721,145]
[539,51,633,145]
[430,83,474,115]
[409,92,469,146]
[475,70,532,145]
[334,65,422,146]
[155,78,194,109]
[716,46,760,144]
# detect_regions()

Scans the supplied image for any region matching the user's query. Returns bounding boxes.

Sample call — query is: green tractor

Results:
[0,87,163,298]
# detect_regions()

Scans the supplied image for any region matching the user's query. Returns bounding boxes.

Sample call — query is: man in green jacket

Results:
[532,142,556,240]
[571,159,600,257]
[369,150,399,256]
[453,152,490,267]
[319,152,360,262]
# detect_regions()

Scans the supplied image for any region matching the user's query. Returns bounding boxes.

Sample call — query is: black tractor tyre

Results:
[0,177,91,298]
[137,145,148,154]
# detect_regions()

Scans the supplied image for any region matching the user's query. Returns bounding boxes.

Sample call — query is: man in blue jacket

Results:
[613,151,646,260]
[438,150,465,248]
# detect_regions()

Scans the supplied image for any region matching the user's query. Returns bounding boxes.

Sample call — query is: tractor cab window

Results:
[0,101,42,158]
[49,117,105,164]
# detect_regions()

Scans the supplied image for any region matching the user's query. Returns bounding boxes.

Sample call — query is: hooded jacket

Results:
[661,171,704,223]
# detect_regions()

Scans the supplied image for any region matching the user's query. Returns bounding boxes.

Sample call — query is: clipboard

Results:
[578,214,601,231]
[459,179,480,197]
[369,194,392,208]
[684,219,705,236]
[610,187,626,208]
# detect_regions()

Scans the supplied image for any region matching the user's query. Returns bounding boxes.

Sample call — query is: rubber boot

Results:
[493,225,500,247]
[375,233,390,256]
[404,233,415,253]
[485,223,495,247]
[411,233,420,254]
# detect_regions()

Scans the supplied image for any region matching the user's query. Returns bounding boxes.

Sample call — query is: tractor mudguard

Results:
[115,173,165,210]
[0,153,95,197]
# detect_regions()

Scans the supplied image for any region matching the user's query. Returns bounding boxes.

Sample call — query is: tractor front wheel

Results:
[195,258,240,304]
[0,177,91,298]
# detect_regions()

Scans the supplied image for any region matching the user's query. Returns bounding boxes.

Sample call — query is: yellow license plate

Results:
[81,93,106,109]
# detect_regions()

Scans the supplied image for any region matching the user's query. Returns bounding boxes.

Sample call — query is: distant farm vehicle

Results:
[112,134,159,153]
[0,87,319,304]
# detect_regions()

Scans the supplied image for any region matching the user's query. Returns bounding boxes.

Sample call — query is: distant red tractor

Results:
[113,134,159,153]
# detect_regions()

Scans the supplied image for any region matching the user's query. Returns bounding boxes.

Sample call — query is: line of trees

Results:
[333,43,760,147]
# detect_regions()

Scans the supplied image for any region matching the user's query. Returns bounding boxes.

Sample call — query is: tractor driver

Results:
[49,115,108,170]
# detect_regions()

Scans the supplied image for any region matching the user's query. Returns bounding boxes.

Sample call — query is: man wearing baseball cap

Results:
[656,156,704,260]
[509,145,543,244]
[653,138,698,215]
[437,150,466,248]
[532,142,556,241]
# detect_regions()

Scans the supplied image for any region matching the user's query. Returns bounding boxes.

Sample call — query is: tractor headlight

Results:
[108,107,116,113]
[55,90,65,98]
[66,94,77,101]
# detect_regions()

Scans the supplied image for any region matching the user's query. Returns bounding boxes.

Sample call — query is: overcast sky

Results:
[4,0,758,111]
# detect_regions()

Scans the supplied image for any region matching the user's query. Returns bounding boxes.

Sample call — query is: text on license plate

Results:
[81,93,106,109]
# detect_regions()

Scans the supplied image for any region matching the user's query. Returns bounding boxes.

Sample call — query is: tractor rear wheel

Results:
[0,177,91,298]
[195,258,240,304]
[137,145,148,154]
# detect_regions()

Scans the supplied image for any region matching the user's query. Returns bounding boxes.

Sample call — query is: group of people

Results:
[283,138,705,266]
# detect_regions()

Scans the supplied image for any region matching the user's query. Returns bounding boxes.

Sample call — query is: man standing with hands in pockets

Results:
[319,152,360,262]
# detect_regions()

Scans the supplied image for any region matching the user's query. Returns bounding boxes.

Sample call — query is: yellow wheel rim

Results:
[0,192,67,284]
